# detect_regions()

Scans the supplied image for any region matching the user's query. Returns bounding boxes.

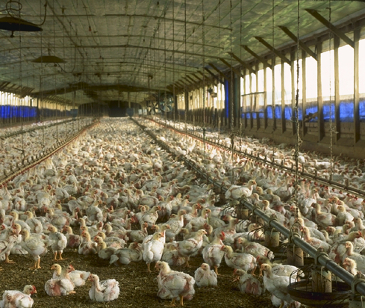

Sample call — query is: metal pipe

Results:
[135,116,365,297]
[148,117,365,198]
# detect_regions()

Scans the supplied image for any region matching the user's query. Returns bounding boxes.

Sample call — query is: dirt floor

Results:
[0,248,275,308]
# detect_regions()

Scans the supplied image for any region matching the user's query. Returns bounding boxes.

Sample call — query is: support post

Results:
[302,51,307,137]
[281,59,286,133]
[334,36,340,143]
[354,28,360,144]
[317,41,324,141]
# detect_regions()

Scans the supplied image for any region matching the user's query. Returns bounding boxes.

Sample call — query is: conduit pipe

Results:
[133,116,365,297]
[147,116,365,199]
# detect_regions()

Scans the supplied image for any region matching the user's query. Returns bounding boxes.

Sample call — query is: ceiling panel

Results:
[0,0,363,107]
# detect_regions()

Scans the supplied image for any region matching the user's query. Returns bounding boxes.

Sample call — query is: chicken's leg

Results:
[147,263,151,273]
[53,252,58,261]
[184,257,190,268]
[29,260,38,270]
[214,265,219,275]
[180,296,184,306]
[58,252,66,260]
[36,257,41,269]
[165,298,176,307]
[4,254,15,264]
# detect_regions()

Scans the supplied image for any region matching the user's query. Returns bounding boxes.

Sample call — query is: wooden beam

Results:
[241,45,272,68]
[305,9,354,48]
[219,58,243,78]
[278,26,317,60]
[354,28,360,143]
[203,67,221,83]
[190,74,202,82]
[208,63,230,80]
[254,36,291,65]
[227,52,255,74]
[185,75,198,86]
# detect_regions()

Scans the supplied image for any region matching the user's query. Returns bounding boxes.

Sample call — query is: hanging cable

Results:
[184,0,187,139]
[294,0,302,208]
[239,0,243,136]
[172,0,176,129]
[271,0,276,165]
[328,0,334,181]
[202,0,206,154]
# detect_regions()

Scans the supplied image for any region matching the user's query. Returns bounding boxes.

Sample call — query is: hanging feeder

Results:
[32,55,65,64]
[0,16,42,33]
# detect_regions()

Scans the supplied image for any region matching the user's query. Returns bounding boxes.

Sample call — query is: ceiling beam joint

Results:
[278,26,317,60]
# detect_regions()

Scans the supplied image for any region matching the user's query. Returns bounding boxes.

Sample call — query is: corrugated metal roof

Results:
[0,0,363,106]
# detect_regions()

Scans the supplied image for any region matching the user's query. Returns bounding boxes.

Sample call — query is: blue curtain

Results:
[267,106,273,119]
[224,80,229,119]
[339,101,354,122]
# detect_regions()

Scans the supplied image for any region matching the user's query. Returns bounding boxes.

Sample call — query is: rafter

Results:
[305,9,354,48]
[241,45,272,68]
[254,37,290,65]
[278,26,317,60]
[227,52,255,74]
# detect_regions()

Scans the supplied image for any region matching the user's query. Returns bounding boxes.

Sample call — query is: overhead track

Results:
[70,45,232,61]
[103,14,232,31]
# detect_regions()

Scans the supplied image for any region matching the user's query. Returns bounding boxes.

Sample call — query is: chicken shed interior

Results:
[1,0,365,308]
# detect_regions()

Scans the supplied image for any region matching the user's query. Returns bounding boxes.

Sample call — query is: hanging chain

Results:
[294,0,302,207]
[202,0,206,155]
[328,0,334,181]
[184,0,187,139]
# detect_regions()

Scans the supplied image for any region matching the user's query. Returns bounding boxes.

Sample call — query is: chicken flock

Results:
[0,117,364,308]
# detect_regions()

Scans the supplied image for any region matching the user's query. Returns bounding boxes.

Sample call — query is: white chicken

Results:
[109,242,143,266]
[45,264,75,296]
[66,264,90,287]
[48,225,68,261]
[260,263,296,308]
[0,285,37,308]
[155,261,195,306]
[225,180,256,200]
[194,263,217,287]
[142,231,165,272]
[233,269,263,295]
[202,231,225,274]
[19,229,48,270]
[88,274,120,302]
[222,245,257,273]
[176,229,207,267]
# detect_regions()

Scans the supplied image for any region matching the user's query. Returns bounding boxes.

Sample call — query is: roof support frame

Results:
[254,36,291,65]
[241,45,272,69]
[305,9,355,48]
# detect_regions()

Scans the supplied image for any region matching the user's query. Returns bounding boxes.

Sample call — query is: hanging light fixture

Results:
[32,0,64,65]
[0,1,46,37]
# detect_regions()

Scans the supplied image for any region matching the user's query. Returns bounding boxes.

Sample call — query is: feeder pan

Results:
[0,16,42,32]
[288,280,351,308]
[32,56,65,63]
